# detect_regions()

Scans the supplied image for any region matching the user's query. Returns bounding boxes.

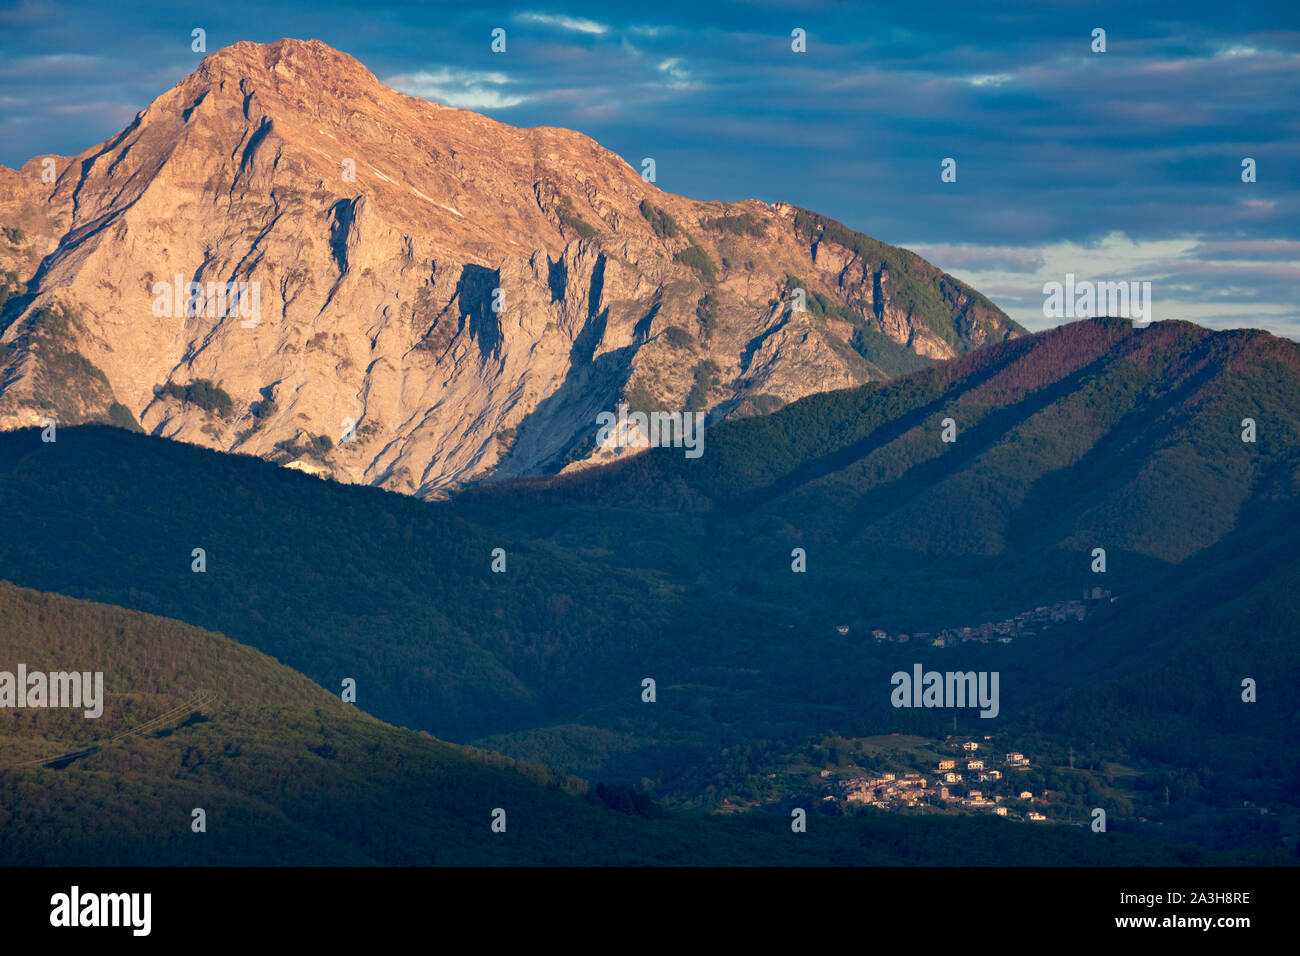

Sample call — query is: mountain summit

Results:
[0,38,1021,496]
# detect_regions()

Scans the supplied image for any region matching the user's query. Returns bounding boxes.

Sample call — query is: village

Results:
[836,587,1115,647]
[821,737,1054,822]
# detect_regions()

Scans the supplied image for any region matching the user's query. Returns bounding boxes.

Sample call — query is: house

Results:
[988,770,1002,781]
[819,769,832,778]
[871,629,888,641]
[938,759,955,770]
[1028,812,1047,821]
[836,625,850,636]
[1019,791,1033,801]
[962,742,979,751]
[944,772,962,783]
[967,790,982,800]
[967,760,984,770]
[993,807,1008,816]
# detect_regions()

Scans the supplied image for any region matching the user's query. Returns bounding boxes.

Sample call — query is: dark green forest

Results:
[1,581,1247,866]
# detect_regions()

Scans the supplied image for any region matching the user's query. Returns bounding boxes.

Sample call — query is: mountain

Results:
[0,38,1021,498]
[1,318,1295,797]
[2,579,1226,866]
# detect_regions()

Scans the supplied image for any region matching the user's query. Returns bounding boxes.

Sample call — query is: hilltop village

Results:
[837,588,1115,646]
[825,738,1052,821]
[708,733,1085,825]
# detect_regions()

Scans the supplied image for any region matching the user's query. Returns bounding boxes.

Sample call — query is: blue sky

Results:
[1,1,1296,336]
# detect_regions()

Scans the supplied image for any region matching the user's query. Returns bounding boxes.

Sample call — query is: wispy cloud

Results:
[657,57,697,91]
[385,68,529,110]
[0,51,108,78]
[966,73,1013,86]
[515,11,608,36]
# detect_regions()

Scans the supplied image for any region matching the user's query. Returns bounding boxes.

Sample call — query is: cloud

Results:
[966,73,1013,86]
[385,68,529,110]
[909,232,1300,338]
[0,51,107,78]
[906,243,1044,273]
[515,12,608,36]
[656,57,697,90]
[49,99,135,117]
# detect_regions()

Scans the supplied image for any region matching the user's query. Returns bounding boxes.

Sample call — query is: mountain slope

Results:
[0,319,1295,787]
[0,38,1020,498]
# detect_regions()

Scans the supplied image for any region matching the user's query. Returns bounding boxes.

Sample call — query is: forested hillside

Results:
[3,580,1241,865]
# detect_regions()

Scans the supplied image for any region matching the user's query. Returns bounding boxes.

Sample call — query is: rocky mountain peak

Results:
[0,39,1022,498]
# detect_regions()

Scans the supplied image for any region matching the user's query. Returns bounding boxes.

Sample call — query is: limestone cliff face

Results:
[0,39,1022,497]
